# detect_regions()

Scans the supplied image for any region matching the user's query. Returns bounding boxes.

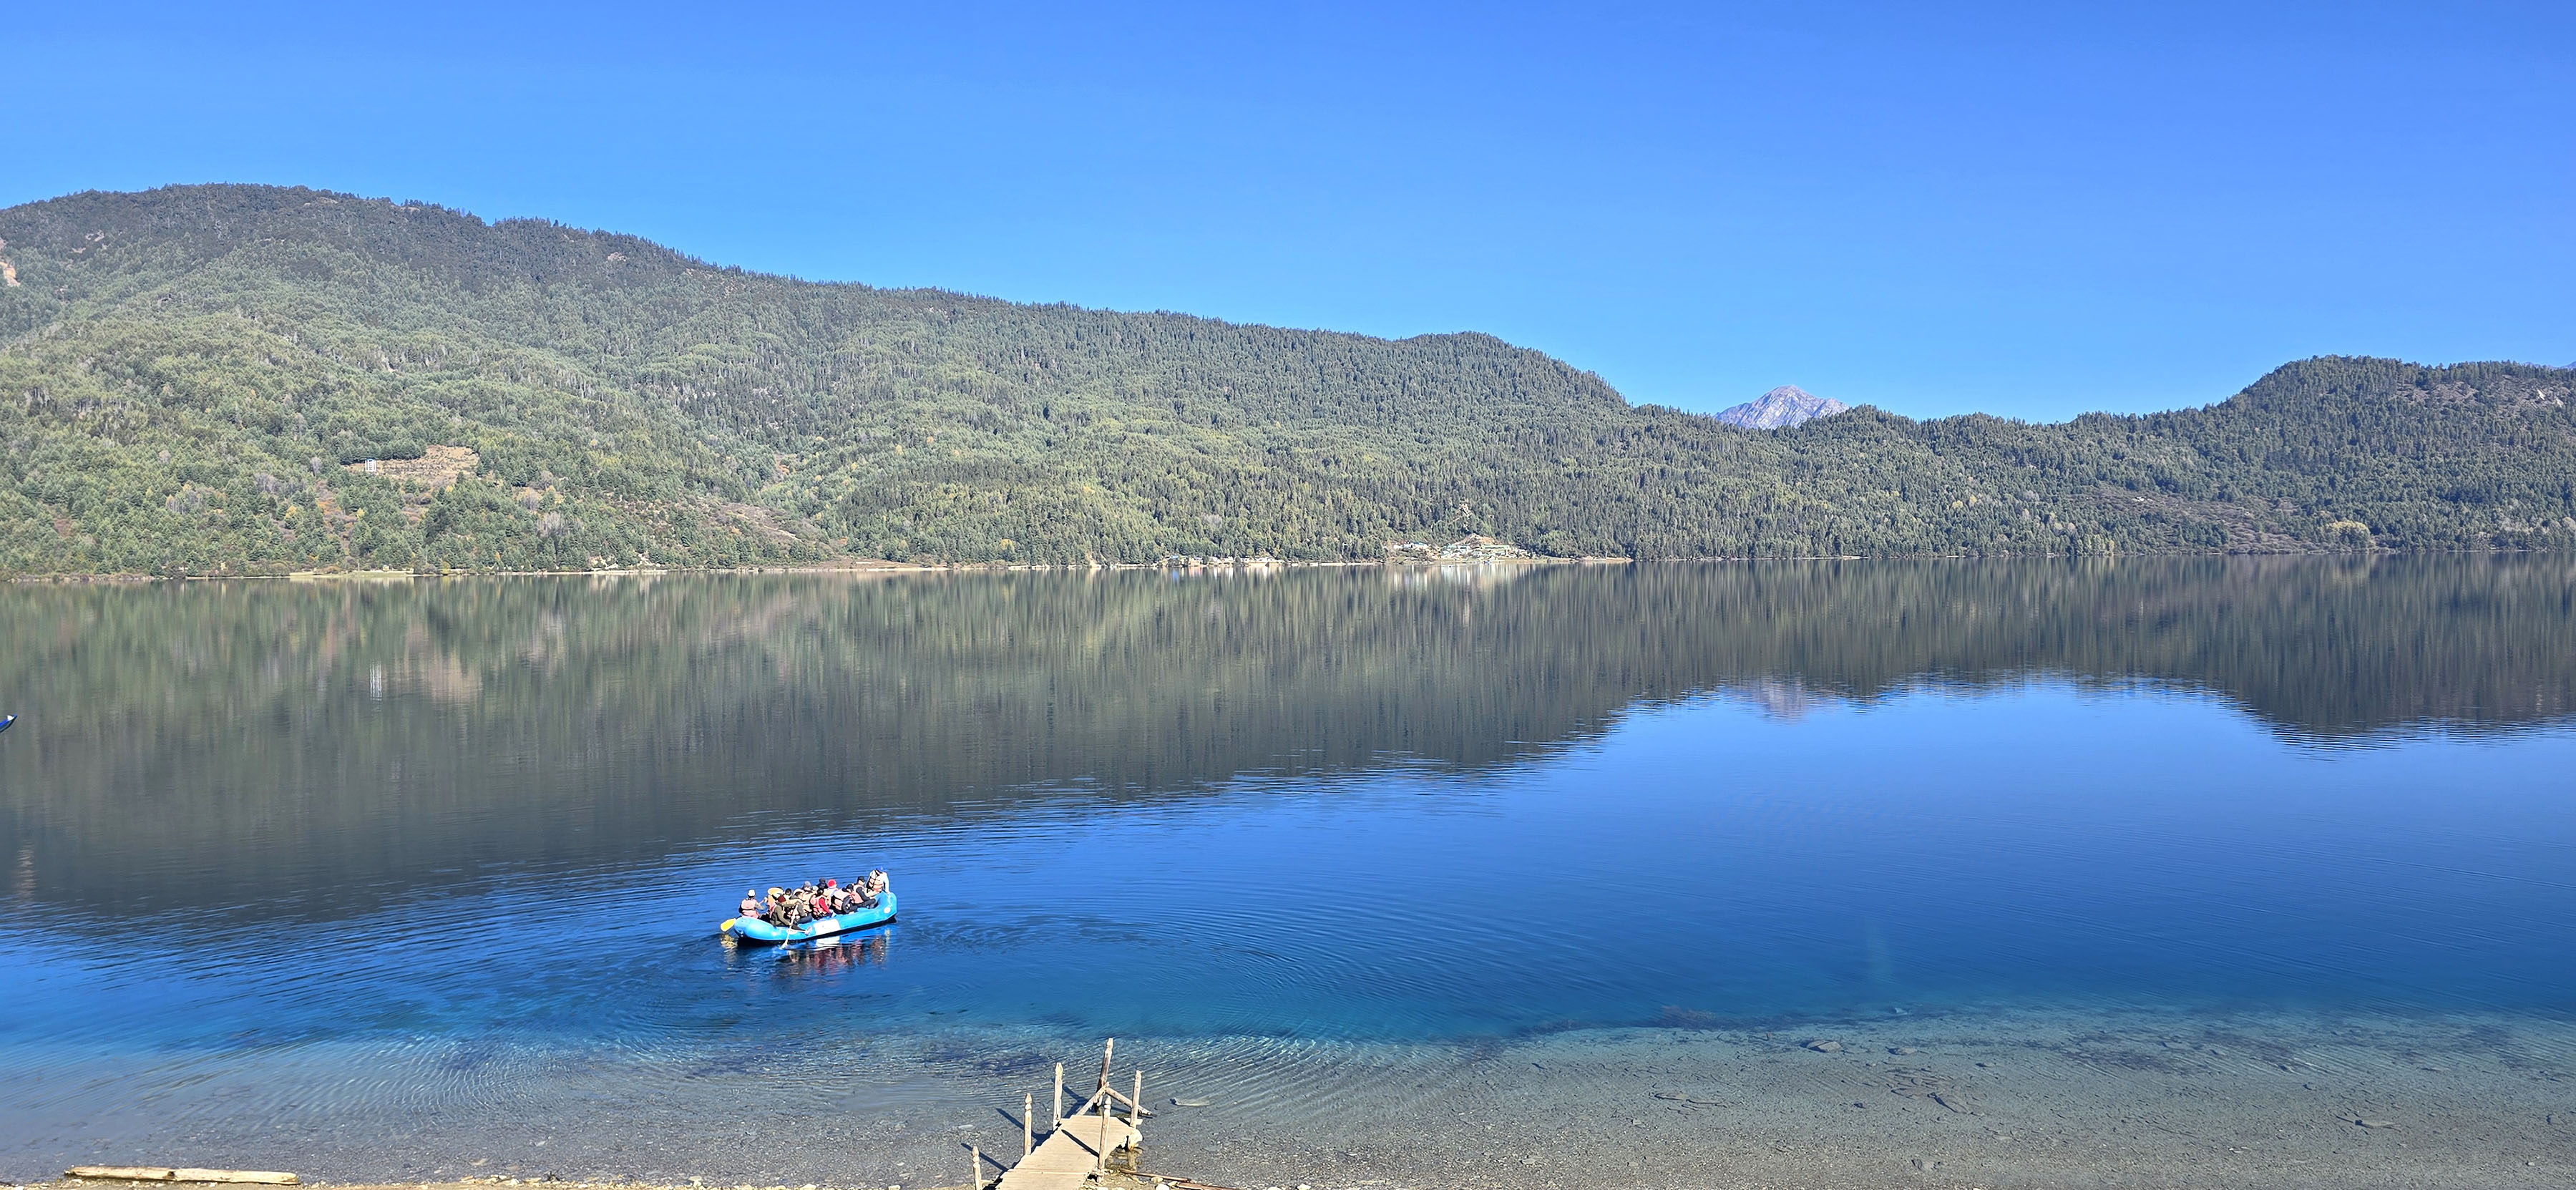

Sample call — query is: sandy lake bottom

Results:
[11,1005,2576,1189]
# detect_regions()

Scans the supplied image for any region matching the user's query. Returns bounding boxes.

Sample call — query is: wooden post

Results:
[1097,1038,1116,1113]
[969,1144,982,1190]
[1023,1091,1034,1160]
[1133,1068,1144,1124]
[1053,1062,1064,1127]
[67,1173,298,1186]
[1093,1041,1112,1174]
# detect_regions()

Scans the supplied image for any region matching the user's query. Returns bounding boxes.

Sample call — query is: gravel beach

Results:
[12,1005,2575,1189]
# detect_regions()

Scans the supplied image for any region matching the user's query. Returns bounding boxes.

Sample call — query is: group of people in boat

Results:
[738,870,888,927]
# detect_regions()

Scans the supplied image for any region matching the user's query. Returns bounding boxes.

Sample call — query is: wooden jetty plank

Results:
[994,1113,1140,1190]
[1055,1113,1138,1154]
[67,1170,300,1186]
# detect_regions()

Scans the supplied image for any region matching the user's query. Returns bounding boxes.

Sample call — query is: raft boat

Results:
[723,891,897,944]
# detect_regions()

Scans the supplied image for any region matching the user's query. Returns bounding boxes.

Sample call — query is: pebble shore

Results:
[12,1005,2576,1189]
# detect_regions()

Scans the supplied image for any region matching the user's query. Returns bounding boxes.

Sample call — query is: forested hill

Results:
[1,183,2571,575]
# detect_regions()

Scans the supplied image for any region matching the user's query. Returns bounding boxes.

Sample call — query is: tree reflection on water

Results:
[3,554,2570,920]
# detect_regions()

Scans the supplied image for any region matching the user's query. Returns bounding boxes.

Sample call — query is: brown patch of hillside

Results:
[345,444,481,489]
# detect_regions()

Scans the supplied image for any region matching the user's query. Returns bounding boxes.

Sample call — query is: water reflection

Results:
[1,555,2570,924]
[750,927,895,974]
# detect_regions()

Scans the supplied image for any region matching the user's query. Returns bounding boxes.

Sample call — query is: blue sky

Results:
[4,1,2569,420]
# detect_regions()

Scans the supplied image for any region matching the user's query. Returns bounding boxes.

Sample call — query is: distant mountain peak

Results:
[1716,385,1848,429]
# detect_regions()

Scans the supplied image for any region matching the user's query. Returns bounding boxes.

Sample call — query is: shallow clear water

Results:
[3,557,2573,1179]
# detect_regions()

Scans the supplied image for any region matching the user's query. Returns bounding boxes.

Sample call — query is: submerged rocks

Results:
[1804,1040,1844,1053]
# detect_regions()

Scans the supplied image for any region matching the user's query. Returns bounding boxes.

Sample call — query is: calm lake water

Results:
[3,557,2573,1181]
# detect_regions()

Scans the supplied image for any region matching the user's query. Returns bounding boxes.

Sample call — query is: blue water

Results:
[10,686,2576,1054]
[1,560,2572,1179]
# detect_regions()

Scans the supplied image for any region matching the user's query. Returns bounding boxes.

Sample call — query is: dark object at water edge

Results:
[67,1168,298,1185]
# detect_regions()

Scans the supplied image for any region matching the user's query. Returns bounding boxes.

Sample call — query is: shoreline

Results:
[11,1004,2574,1190]
[3,557,1611,584]
[18,545,2542,584]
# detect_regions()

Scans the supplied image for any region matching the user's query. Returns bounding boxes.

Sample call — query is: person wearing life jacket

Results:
[738,889,764,920]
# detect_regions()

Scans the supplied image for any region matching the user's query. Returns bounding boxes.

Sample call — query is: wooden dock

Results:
[970,1040,1154,1190]
[993,1111,1139,1190]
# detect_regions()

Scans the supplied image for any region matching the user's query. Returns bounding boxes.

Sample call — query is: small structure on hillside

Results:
[1387,534,1538,563]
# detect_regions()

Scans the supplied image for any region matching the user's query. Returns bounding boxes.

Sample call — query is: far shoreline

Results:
[7,545,2544,585]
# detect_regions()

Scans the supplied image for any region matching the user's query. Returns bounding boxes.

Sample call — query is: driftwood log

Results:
[1131,1174,1246,1190]
[67,1168,300,1185]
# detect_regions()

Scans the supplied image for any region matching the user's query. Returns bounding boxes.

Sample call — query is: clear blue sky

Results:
[5,1,2569,420]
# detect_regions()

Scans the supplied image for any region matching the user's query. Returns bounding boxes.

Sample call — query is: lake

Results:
[4,557,2574,1188]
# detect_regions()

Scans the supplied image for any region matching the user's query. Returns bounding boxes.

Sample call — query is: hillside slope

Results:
[1,184,2571,574]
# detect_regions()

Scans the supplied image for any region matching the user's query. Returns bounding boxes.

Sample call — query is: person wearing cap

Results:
[738,889,763,920]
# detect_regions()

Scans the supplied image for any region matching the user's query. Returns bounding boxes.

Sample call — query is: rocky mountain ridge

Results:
[1716,385,1849,429]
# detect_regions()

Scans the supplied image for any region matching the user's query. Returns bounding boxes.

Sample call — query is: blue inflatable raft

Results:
[723,891,897,944]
